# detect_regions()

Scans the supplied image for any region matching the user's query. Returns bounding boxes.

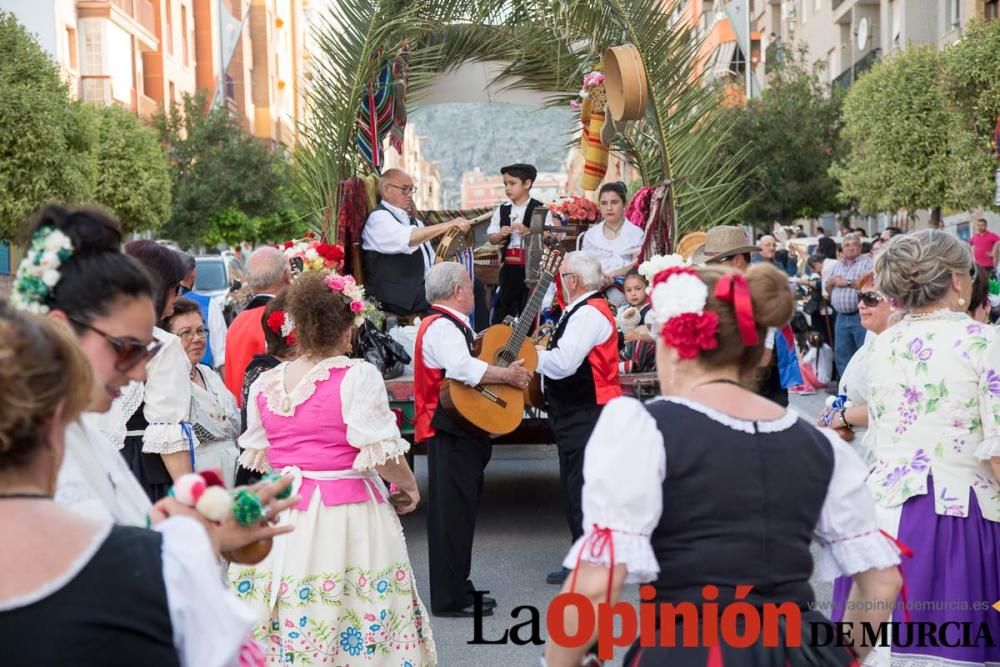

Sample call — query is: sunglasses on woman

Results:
[69,316,163,371]
[858,291,884,308]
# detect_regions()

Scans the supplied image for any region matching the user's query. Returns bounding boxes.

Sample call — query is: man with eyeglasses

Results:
[361,168,471,316]
[825,233,874,377]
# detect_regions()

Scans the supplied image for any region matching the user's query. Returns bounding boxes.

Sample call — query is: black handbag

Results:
[356,320,411,380]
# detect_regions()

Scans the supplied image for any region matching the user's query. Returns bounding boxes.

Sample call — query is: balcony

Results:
[81,76,113,105]
[832,48,881,89]
[88,0,157,49]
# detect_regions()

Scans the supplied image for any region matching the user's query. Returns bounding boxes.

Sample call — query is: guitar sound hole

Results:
[495,349,516,366]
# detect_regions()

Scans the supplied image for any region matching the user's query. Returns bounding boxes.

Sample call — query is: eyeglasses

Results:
[970,264,979,281]
[386,184,416,195]
[70,316,163,371]
[858,291,884,308]
[559,272,576,281]
[175,327,207,341]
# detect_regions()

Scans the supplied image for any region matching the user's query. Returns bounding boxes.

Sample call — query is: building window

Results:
[169,81,176,105]
[814,0,821,10]
[166,0,173,54]
[181,5,189,66]
[987,0,998,19]
[948,0,960,27]
[66,27,78,70]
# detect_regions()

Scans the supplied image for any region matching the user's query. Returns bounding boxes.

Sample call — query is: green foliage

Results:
[201,207,310,248]
[833,46,994,215]
[88,104,171,233]
[155,91,297,246]
[720,45,843,225]
[0,11,96,237]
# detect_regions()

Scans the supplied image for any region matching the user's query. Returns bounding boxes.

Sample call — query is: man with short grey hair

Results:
[826,233,873,377]
[223,246,292,399]
[538,251,622,585]
[413,262,531,617]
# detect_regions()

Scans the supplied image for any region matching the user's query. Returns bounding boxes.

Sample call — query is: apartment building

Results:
[383,123,443,212]
[754,0,998,89]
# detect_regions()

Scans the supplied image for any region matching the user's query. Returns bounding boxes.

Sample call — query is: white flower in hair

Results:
[280,314,296,340]
[638,253,687,283]
[651,274,709,321]
[42,269,62,287]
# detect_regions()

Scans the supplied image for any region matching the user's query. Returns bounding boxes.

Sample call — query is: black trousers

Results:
[491,263,529,325]
[426,429,492,612]
[549,406,603,543]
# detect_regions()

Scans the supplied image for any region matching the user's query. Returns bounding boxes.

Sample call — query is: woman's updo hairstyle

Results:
[0,303,93,469]
[875,230,970,310]
[261,292,296,357]
[695,263,795,377]
[20,204,154,330]
[285,272,354,357]
[598,181,628,204]
[124,240,187,319]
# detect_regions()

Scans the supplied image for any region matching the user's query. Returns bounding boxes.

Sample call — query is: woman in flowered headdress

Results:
[543,261,902,667]
[232,271,435,666]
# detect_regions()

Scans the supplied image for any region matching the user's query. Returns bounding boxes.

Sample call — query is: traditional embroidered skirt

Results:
[832,475,1000,666]
[230,491,436,666]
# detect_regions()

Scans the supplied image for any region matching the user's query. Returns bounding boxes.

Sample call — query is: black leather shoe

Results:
[433,603,494,618]
[474,595,497,609]
[546,567,570,585]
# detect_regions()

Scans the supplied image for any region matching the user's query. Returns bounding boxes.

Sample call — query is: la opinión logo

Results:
[467,586,999,660]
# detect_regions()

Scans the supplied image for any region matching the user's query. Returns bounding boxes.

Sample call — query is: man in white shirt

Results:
[413,262,532,617]
[537,251,622,585]
[360,168,470,315]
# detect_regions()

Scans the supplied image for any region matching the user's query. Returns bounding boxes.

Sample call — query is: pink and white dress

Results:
[231,357,436,666]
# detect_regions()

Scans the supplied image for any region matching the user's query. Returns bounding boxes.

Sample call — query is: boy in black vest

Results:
[487,163,552,325]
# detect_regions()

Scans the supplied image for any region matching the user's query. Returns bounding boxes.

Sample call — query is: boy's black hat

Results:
[500,163,538,182]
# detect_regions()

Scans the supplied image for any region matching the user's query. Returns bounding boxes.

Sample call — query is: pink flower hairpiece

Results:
[324,273,367,326]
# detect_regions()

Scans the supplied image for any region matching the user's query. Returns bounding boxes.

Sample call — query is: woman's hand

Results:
[393,483,420,515]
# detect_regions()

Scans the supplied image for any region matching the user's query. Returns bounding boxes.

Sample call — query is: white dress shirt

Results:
[537,291,615,380]
[422,305,488,386]
[360,201,435,275]
[581,221,645,275]
[487,200,554,250]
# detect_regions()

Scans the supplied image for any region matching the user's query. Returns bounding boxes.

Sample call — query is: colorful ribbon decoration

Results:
[713,274,759,346]
[181,421,195,471]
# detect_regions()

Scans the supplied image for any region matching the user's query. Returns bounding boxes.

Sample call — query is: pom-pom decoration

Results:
[199,469,225,488]
[172,473,207,506]
[232,489,264,526]
[196,486,233,522]
[262,470,293,500]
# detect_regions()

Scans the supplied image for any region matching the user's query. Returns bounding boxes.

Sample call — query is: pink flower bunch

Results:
[323,273,369,326]
[549,196,601,224]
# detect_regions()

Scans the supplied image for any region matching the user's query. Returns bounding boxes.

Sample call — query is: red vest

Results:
[585,298,624,406]
[544,296,622,413]
[412,308,474,442]
[224,306,267,405]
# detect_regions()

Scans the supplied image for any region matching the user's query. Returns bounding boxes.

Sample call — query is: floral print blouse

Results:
[866,311,1000,522]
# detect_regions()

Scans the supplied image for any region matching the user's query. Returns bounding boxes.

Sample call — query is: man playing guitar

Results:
[537,251,623,585]
[413,262,533,617]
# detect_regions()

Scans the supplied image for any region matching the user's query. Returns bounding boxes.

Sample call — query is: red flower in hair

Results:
[282,241,295,249]
[315,243,345,263]
[660,311,720,359]
[266,311,285,335]
[652,265,699,288]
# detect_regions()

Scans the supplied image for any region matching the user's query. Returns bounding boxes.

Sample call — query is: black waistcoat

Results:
[428,308,481,440]
[0,525,179,666]
[544,296,603,416]
[362,205,428,315]
[498,198,545,252]
[645,398,834,609]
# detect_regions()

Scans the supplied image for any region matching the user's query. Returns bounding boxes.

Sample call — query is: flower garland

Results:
[11,227,75,315]
[649,265,720,359]
[266,310,297,346]
[280,236,345,273]
[323,273,380,327]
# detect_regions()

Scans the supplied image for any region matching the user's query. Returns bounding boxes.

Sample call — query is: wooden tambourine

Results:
[435,227,475,263]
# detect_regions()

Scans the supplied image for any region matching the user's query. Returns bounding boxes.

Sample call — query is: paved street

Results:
[399,392,833,666]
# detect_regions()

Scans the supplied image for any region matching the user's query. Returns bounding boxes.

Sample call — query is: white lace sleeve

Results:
[813,428,901,580]
[563,397,665,583]
[157,516,256,667]
[143,331,199,455]
[237,373,272,474]
[342,362,410,470]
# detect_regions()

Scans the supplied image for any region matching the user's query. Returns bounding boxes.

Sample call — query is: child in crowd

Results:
[487,163,552,324]
[617,270,655,374]
[795,331,834,394]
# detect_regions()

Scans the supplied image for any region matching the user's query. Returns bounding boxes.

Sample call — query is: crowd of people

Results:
[0,176,999,667]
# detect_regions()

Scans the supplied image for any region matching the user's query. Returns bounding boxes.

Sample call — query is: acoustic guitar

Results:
[439,245,563,436]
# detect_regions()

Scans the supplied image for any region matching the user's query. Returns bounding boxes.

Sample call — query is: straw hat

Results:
[675,232,707,261]
[690,226,759,265]
[604,44,648,122]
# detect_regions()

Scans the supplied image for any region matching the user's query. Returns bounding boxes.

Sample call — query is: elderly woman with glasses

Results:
[164,297,241,487]
[818,272,896,455]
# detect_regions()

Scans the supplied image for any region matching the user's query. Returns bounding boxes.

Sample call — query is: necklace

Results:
[604,220,625,237]
[689,378,743,392]
[0,493,52,500]
[905,308,963,321]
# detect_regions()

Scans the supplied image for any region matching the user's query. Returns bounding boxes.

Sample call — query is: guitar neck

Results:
[499,270,555,367]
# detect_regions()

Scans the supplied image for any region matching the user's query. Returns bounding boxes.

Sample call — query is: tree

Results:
[89,104,171,233]
[155,92,296,246]
[720,45,843,226]
[832,46,994,224]
[0,11,96,237]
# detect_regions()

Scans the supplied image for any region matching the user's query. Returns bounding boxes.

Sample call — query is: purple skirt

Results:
[831,476,1000,664]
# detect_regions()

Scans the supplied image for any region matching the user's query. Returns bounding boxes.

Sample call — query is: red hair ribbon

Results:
[570,524,616,605]
[880,529,914,623]
[713,274,759,346]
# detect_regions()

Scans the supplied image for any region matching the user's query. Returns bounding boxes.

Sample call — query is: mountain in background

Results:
[409,103,575,207]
